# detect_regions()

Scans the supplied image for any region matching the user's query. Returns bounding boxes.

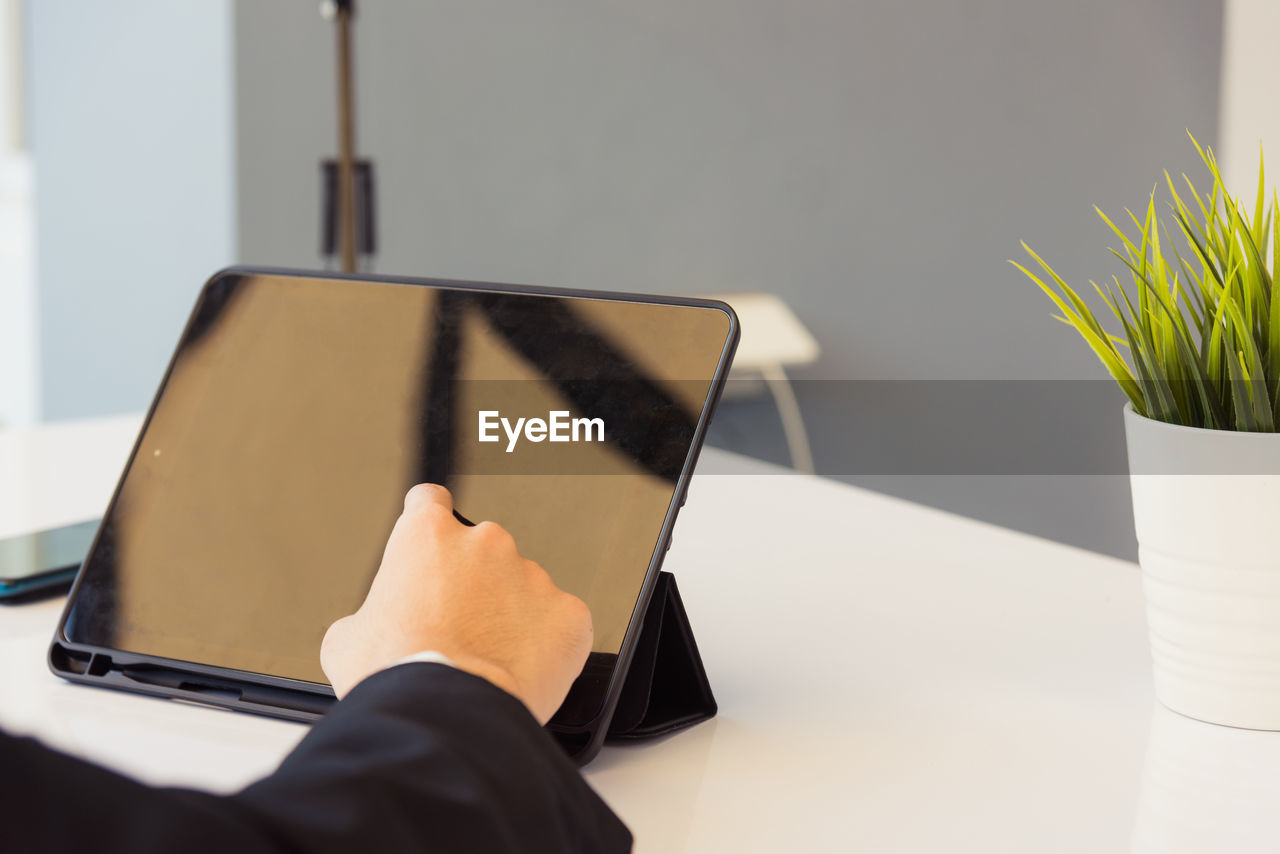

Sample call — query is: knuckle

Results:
[474,520,516,549]
[404,482,450,509]
[524,559,558,591]
[400,502,451,533]
[562,592,592,627]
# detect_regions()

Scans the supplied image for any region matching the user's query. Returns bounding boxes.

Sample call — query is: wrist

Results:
[442,652,532,719]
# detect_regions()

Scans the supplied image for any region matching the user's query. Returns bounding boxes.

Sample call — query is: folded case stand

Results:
[51,569,716,756]
[602,571,717,742]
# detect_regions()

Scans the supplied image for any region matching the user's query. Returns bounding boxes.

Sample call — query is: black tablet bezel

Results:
[49,267,739,765]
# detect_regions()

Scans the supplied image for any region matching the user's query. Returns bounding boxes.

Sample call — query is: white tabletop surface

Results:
[3,416,1279,852]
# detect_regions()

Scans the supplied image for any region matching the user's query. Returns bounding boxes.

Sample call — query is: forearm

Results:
[1,733,276,854]
[236,662,631,853]
[2,664,629,854]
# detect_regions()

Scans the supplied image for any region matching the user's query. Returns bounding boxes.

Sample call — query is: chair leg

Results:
[761,363,814,474]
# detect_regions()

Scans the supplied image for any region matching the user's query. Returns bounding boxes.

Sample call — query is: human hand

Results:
[321,484,593,724]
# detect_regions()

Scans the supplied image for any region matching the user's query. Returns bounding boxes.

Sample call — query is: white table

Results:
[3,416,1280,852]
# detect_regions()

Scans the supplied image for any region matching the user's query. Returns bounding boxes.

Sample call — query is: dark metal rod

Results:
[335,4,357,273]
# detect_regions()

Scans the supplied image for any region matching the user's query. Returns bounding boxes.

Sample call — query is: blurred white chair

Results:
[705,293,819,473]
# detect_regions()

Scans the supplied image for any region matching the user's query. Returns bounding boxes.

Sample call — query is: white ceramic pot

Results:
[1125,405,1280,729]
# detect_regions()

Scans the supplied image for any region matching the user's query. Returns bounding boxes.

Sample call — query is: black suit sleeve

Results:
[2,663,632,853]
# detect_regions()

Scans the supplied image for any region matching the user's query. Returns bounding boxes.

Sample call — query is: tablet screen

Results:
[63,272,733,723]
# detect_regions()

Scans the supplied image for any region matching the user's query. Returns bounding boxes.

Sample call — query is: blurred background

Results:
[2,1,1275,560]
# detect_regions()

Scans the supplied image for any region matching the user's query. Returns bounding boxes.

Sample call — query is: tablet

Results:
[51,268,738,763]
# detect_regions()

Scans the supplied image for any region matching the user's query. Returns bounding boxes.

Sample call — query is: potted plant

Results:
[1014,136,1280,729]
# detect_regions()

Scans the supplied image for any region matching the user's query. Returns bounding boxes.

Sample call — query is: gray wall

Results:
[233,1,1222,559]
[235,0,1220,381]
[28,1,236,420]
[25,2,1221,559]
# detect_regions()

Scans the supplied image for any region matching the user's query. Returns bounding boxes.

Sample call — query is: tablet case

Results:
[50,570,717,750]
[604,571,717,741]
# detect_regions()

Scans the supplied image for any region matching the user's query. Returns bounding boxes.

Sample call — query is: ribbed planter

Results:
[1125,404,1280,729]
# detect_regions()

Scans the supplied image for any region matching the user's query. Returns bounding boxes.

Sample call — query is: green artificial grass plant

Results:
[1014,135,1280,432]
